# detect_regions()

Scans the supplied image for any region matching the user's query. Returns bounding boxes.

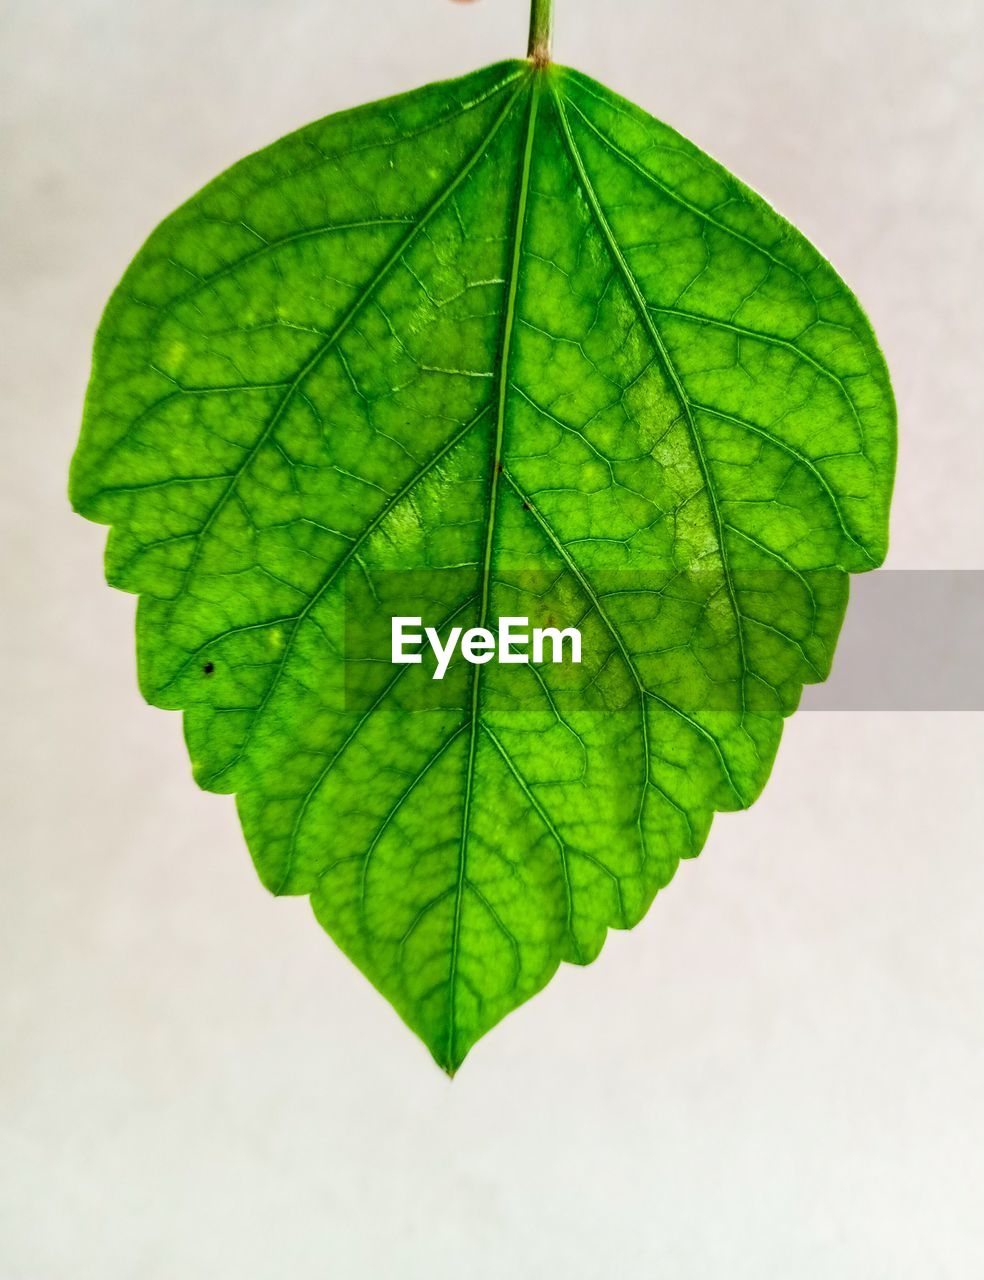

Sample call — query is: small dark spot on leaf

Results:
[203,662,215,675]
[522,501,530,510]
[496,461,503,474]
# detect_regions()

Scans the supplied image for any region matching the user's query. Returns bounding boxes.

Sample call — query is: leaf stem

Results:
[527,0,552,65]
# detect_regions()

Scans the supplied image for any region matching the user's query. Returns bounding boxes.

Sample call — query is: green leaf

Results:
[70,58,895,1073]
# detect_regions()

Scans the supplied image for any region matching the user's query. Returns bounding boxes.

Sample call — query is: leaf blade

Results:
[71,60,895,1072]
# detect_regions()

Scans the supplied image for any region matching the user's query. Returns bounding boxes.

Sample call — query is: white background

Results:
[2,1,982,1275]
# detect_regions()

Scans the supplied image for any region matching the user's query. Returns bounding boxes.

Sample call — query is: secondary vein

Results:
[552,84,750,722]
[173,79,526,605]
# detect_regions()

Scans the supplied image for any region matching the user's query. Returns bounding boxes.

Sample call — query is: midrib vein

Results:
[445,75,541,1070]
